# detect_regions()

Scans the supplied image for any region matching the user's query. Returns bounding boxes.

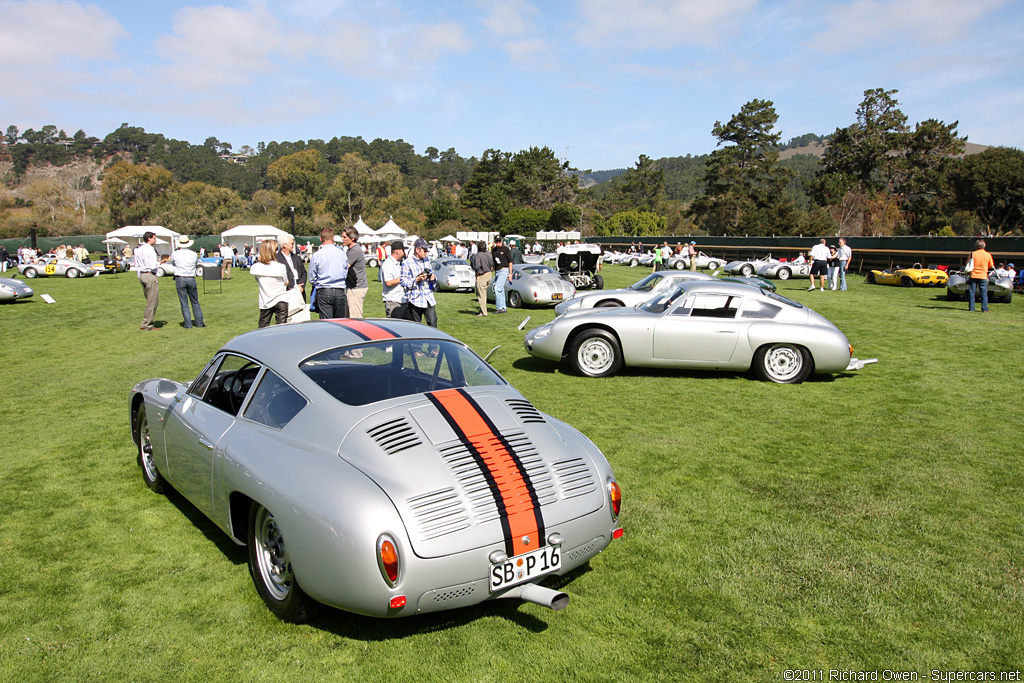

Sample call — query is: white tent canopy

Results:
[221,225,291,253]
[106,225,181,257]
[376,216,407,237]
[352,216,374,235]
[441,234,459,242]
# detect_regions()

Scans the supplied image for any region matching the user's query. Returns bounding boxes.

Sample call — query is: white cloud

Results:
[482,0,541,39]
[0,0,126,67]
[573,0,760,49]
[153,4,299,91]
[811,0,1008,52]
[317,18,469,78]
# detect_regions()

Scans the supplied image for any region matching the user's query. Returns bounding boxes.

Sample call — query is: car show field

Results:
[1,264,1021,681]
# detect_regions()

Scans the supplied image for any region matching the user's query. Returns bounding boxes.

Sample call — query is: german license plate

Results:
[489,545,561,592]
[552,293,563,300]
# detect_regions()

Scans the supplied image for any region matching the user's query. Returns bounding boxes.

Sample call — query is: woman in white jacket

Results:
[250,240,288,327]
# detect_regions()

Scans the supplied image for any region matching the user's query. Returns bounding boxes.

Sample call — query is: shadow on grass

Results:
[309,562,594,639]
[161,487,247,566]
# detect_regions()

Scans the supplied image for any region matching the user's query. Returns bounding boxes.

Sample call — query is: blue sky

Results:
[2,0,1021,171]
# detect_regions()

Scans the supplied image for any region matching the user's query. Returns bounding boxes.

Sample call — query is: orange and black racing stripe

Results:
[326,319,399,341]
[427,388,545,557]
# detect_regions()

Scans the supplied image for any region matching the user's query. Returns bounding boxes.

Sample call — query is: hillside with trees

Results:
[2,88,1021,240]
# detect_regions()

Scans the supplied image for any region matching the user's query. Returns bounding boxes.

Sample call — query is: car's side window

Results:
[686,294,739,318]
[740,299,782,319]
[670,295,696,316]
[243,370,307,429]
[200,354,262,416]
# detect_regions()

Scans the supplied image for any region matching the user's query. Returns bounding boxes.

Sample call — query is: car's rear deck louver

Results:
[505,398,546,424]
[366,417,422,455]
[551,457,598,499]
[406,488,471,540]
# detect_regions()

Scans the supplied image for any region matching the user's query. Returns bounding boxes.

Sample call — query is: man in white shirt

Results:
[380,241,407,318]
[170,236,205,328]
[219,243,234,279]
[808,239,831,291]
[837,237,852,291]
[134,231,161,330]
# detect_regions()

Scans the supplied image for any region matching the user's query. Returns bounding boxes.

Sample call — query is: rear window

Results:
[299,339,505,406]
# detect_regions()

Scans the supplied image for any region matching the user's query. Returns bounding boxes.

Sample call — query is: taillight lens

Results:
[377,534,399,587]
[608,479,622,520]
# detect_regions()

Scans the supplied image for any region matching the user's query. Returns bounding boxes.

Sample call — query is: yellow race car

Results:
[866,263,949,287]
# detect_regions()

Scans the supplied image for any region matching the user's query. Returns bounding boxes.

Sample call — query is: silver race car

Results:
[489,264,576,307]
[554,270,714,315]
[431,258,475,292]
[757,261,812,280]
[668,251,725,271]
[723,254,779,277]
[130,320,622,622]
[525,280,875,383]
[0,277,34,302]
[18,254,95,279]
[946,271,1013,303]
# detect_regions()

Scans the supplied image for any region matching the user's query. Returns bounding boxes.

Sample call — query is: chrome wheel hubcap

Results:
[579,339,613,374]
[255,508,293,601]
[765,345,801,381]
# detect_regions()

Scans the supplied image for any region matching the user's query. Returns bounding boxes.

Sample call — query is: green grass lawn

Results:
[1,264,1022,682]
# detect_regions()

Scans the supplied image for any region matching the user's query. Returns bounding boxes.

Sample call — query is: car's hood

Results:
[337,386,606,558]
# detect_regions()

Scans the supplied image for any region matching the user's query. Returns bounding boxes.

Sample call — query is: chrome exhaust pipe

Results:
[514,583,569,611]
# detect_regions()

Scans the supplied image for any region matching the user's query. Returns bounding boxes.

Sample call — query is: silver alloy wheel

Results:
[138,409,158,481]
[741,264,754,276]
[253,506,293,602]
[67,268,80,278]
[508,290,522,308]
[777,268,791,280]
[762,344,803,382]
[577,336,615,375]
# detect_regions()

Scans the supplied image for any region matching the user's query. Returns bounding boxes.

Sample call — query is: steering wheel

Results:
[227,365,256,414]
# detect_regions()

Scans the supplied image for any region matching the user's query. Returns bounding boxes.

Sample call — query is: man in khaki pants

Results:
[471,241,493,316]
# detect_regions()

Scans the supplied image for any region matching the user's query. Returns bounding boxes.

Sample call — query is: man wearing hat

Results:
[400,238,438,326]
[491,236,512,313]
[688,241,698,271]
[381,240,407,318]
[170,235,205,329]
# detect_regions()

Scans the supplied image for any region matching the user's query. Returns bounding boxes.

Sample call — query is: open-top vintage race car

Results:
[865,263,949,287]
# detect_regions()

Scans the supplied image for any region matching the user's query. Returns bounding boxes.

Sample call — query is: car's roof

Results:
[676,279,768,296]
[222,319,455,366]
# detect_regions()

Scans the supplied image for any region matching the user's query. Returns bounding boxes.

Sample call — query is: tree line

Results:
[2,88,1022,240]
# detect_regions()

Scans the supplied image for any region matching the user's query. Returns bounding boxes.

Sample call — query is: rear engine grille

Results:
[505,398,546,424]
[367,417,422,455]
[551,457,598,499]
[406,487,471,540]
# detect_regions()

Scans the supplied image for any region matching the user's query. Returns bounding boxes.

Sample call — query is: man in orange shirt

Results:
[967,239,995,312]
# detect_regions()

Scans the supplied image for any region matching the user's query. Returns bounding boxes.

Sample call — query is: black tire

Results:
[568,329,623,378]
[946,289,962,301]
[900,276,914,287]
[740,264,754,277]
[24,268,37,278]
[596,300,623,308]
[997,292,1012,304]
[706,260,721,270]
[629,258,639,267]
[508,290,522,308]
[865,272,876,284]
[674,260,685,270]
[247,502,317,623]
[594,274,604,290]
[67,268,80,278]
[753,344,812,384]
[135,404,166,493]
[777,267,791,280]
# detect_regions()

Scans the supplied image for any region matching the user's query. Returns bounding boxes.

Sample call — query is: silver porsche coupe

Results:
[553,270,714,315]
[130,319,622,623]
[525,280,875,383]
[488,264,576,307]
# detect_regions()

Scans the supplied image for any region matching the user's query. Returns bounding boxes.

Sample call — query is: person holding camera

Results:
[400,238,438,327]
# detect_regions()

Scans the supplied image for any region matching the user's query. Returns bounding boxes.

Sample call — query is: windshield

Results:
[640,285,688,313]
[628,273,663,291]
[522,265,555,275]
[299,339,505,406]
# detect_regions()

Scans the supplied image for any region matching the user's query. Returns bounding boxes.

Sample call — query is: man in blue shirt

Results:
[400,238,437,327]
[308,227,349,319]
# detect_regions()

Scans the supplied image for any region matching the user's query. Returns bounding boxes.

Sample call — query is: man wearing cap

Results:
[401,238,437,326]
[308,227,349,319]
[381,241,407,318]
[491,236,512,314]
[688,241,698,271]
[134,231,161,330]
[471,240,493,316]
[170,236,205,329]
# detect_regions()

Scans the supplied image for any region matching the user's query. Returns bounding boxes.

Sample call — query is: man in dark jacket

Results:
[491,236,512,314]
[276,233,307,300]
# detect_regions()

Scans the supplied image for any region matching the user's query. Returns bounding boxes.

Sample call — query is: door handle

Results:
[198,437,215,450]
